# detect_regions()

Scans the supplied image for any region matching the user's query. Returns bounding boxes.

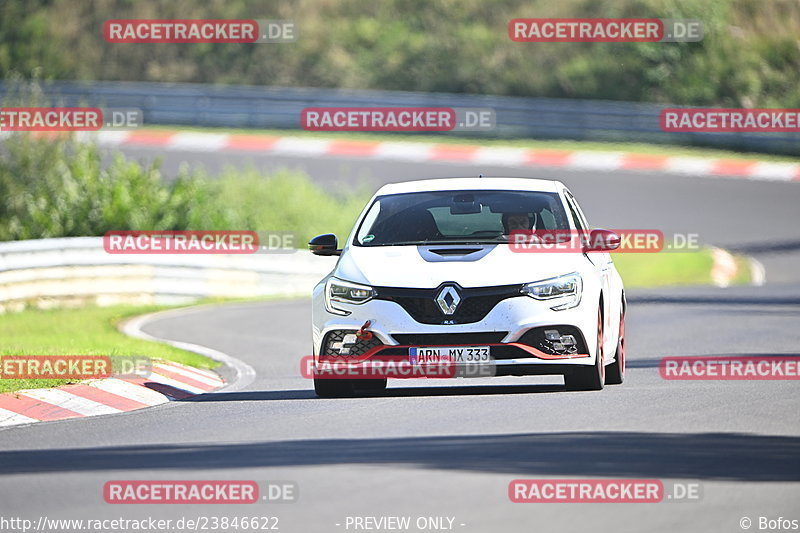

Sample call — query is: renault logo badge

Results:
[436,285,461,315]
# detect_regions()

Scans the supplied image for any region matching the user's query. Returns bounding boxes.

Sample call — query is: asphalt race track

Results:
[1,148,799,533]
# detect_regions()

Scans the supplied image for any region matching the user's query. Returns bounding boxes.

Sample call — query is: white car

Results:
[309,177,626,397]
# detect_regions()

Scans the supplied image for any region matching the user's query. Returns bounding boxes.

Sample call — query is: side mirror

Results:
[584,229,621,252]
[309,234,341,256]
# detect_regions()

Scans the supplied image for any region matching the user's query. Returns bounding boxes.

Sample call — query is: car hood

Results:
[334,244,590,288]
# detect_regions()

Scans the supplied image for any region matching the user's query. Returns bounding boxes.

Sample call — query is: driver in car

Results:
[502,212,537,234]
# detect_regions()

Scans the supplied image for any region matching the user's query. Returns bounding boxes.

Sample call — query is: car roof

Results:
[375,177,566,196]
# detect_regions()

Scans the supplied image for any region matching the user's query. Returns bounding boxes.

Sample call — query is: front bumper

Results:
[312,289,599,374]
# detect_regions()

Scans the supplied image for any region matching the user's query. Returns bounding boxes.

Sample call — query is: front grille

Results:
[322,329,384,356]
[375,283,522,324]
[391,332,508,345]
[367,329,586,361]
[516,325,589,356]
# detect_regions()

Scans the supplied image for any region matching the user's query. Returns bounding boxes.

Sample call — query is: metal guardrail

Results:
[2,81,797,155]
[0,237,334,311]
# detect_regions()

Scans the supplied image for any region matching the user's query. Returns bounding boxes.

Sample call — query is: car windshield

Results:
[354,189,569,246]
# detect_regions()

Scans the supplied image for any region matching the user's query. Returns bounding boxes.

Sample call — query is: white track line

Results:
[21,389,121,416]
[94,130,133,145]
[568,151,624,171]
[88,378,170,406]
[271,137,331,156]
[749,162,798,182]
[167,132,229,151]
[97,129,800,182]
[373,142,434,161]
[153,362,223,388]
[122,306,256,393]
[665,157,715,175]
[146,371,207,394]
[472,147,529,167]
[160,361,225,382]
[0,305,248,430]
[0,408,39,427]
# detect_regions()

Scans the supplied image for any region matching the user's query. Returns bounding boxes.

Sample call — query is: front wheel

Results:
[564,306,605,391]
[314,377,354,398]
[354,378,388,393]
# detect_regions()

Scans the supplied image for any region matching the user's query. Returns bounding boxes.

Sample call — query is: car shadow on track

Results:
[1,431,798,481]
[727,239,800,255]
[179,384,565,402]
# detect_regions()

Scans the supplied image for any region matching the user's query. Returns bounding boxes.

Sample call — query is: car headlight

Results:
[325,277,376,315]
[521,273,582,310]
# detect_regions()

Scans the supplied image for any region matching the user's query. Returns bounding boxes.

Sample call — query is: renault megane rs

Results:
[309,177,626,397]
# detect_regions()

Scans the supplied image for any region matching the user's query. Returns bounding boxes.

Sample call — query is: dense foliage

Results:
[1,0,798,106]
[0,133,369,242]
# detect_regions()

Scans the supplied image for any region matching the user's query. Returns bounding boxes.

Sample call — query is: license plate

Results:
[409,346,491,364]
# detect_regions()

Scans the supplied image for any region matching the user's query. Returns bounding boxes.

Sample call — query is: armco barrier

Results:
[1,81,797,155]
[0,237,335,312]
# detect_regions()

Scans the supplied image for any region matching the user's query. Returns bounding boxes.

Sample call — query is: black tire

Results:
[354,378,388,392]
[313,377,354,398]
[605,306,626,385]
[564,306,605,391]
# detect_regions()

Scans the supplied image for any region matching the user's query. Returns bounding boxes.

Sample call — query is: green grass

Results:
[144,125,800,163]
[0,304,220,394]
[613,248,752,288]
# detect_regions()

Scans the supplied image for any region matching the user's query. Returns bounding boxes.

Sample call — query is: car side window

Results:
[564,195,585,231]
[356,200,381,244]
[568,194,591,229]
